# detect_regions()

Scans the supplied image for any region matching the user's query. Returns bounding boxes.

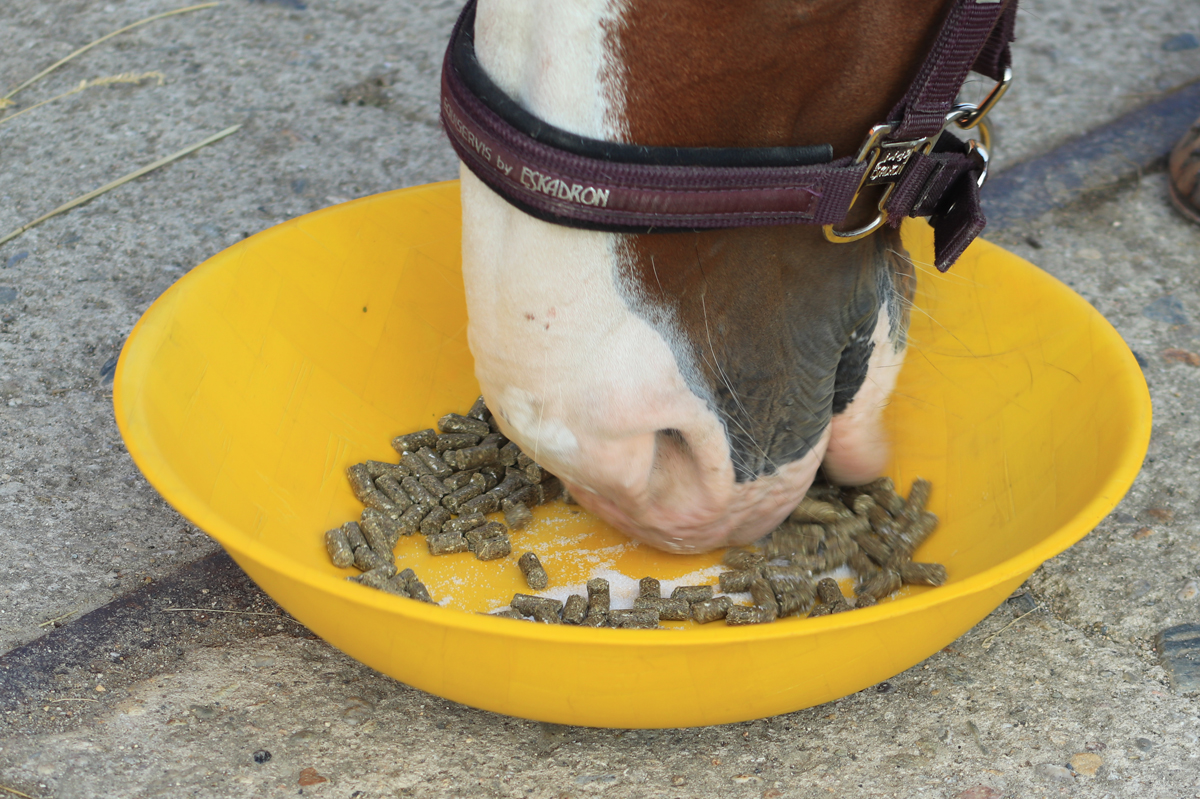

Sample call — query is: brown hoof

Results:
[1169,116,1200,225]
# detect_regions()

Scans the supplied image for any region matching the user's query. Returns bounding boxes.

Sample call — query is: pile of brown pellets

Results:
[323,396,564,601]
[492,578,721,628]
[323,396,946,627]
[709,476,947,625]
[489,476,946,627]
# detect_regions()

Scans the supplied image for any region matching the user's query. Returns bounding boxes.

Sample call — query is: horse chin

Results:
[822,298,907,486]
[823,414,891,486]
[558,428,831,554]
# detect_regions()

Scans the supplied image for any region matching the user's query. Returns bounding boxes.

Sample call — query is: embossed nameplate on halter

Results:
[865,139,936,186]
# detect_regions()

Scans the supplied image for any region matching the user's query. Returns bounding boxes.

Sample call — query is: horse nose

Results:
[490,392,830,553]
[573,426,831,553]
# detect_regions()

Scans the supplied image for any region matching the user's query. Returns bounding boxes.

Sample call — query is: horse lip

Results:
[561,429,829,553]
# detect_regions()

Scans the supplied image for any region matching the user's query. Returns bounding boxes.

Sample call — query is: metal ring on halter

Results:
[822,123,940,244]
[977,119,992,152]
[821,124,894,243]
[946,108,992,152]
[967,139,990,188]
[822,67,1011,245]
[822,209,890,243]
[947,66,1010,152]
[951,66,1012,132]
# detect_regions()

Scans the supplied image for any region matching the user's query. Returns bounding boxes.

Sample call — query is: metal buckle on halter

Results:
[822,66,1012,244]
[821,125,938,243]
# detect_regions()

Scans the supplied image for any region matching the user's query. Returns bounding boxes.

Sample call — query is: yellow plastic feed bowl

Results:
[114,181,1150,729]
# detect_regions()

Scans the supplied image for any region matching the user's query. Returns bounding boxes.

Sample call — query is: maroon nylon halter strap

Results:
[889,0,1015,141]
[440,0,1017,271]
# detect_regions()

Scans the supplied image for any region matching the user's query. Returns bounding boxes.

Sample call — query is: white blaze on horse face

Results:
[461,0,827,551]
[473,0,628,140]
[824,303,906,485]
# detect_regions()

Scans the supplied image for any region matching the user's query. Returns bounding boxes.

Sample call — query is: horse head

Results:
[455,0,990,552]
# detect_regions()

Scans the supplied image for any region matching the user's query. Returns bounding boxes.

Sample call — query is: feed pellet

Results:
[511,593,563,618]
[518,551,549,590]
[474,533,512,561]
[324,527,354,568]
[816,577,844,606]
[691,596,733,623]
[722,548,764,570]
[532,604,561,624]
[633,597,690,620]
[503,499,534,531]
[898,561,947,586]
[438,413,490,437]
[719,569,759,593]
[562,594,588,624]
[427,532,469,556]
[671,585,714,604]
[436,432,479,453]
[419,506,452,536]
[607,609,659,629]
[726,605,776,625]
[392,429,436,454]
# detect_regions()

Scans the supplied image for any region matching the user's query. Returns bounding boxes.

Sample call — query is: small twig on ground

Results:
[46,697,100,703]
[0,72,165,127]
[0,783,37,799]
[0,124,241,248]
[966,719,989,754]
[0,2,218,110]
[37,609,78,628]
[981,602,1043,649]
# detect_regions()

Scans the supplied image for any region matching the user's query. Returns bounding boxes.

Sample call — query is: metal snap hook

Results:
[949,66,1012,132]
[967,140,990,188]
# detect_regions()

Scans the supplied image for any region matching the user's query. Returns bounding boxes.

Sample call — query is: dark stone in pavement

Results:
[1155,624,1200,693]
[1162,33,1199,52]
[1142,295,1189,326]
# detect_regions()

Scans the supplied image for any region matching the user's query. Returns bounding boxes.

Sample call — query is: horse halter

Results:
[441,0,1017,272]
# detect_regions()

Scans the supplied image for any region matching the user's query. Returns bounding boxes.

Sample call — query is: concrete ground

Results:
[0,0,1199,797]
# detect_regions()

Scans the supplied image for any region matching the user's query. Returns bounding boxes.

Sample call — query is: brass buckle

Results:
[823,66,1013,244]
[822,125,937,243]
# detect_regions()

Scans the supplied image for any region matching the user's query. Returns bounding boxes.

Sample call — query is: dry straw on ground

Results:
[0,72,166,127]
[0,784,37,799]
[0,124,242,247]
[0,3,234,247]
[0,2,218,112]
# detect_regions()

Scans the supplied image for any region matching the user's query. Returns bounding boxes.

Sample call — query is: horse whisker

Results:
[693,247,777,474]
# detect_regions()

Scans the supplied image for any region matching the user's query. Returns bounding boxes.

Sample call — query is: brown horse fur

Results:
[602,0,939,480]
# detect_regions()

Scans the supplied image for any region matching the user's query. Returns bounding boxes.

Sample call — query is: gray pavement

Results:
[1,0,1199,797]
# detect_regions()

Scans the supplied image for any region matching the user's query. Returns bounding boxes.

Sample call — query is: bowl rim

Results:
[113,182,1153,648]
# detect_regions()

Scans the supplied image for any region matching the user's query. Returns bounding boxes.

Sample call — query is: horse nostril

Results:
[656,428,690,455]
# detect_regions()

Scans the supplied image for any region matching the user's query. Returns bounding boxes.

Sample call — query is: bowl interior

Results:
[114,181,1150,726]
